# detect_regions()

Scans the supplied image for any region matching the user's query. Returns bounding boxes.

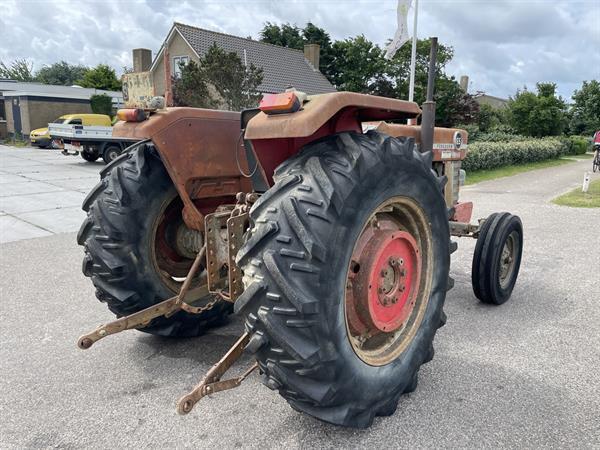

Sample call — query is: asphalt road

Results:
[1,148,599,449]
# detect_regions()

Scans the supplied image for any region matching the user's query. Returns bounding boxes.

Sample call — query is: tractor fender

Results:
[112,107,253,230]
[245,92,421,140]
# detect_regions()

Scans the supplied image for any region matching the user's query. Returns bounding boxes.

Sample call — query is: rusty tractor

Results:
[77,39,523,428]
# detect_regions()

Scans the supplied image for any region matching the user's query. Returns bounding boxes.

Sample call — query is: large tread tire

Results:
[472,212,523,305]
[235,131,450,428]
[78,143,231,337]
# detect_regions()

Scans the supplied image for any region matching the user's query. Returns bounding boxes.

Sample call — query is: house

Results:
[459,75,509,109]
[473,93,509,109]
[0,80,123,138]
[123,22,335,108]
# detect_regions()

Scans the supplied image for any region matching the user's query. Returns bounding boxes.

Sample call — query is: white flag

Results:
[385,0,412,59]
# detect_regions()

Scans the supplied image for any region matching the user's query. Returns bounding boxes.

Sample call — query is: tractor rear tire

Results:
[472,212,523,305]
[77,142,232,337]
[235,131,450,428]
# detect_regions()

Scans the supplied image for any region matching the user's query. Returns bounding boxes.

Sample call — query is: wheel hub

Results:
[351,230,421,333]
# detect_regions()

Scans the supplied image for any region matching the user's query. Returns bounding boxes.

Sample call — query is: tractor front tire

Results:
[235,131,451,427]
[472,212,523,305]
[78,143,231,337]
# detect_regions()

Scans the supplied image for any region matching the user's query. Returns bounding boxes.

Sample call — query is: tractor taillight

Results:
[259,92,301,115]
[116,108,146,122]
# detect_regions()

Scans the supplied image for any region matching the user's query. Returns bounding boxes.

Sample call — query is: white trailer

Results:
[48,123,139,164]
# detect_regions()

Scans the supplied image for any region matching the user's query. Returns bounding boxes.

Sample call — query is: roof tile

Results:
[174,23,335,95]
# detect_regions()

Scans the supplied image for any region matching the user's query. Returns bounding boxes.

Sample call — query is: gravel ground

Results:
[0,154,599,449]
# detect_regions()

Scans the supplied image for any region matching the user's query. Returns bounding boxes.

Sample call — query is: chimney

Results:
[459,75,469,92]
[304,44,320,71]
[133,48,152,73]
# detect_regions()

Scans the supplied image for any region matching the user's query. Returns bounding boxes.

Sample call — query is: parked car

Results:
[30,114,111,148]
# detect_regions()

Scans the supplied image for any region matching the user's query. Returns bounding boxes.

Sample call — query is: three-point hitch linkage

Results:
[77,193,262,415]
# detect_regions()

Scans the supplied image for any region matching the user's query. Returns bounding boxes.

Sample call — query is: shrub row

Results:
[463,137,569,172]
[568,135,590,155]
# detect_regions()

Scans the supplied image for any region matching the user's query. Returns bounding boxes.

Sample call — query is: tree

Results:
[508,83,568,137]
[0,59,35,81]
[475,103,510,132]
[328,35,389,94]
[77,64,121,91]
[35,61,89,86]
[90,94,113,117]
[172,45,264,111]
[388,38,478,126]
[172,60,216,109]
[261,23,477,127]
[260,22,335,81]
[201,44,264,111]
[569,80,600,136]
[260,22,304,49]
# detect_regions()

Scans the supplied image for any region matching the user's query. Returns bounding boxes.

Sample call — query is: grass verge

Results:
[465,158,575,185]
[552,179,600,208]
[563,153,594,160]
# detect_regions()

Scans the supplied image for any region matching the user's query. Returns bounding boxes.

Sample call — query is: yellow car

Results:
[30,114,112,148]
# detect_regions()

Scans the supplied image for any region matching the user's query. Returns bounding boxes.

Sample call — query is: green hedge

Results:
[474,131,529,142]
[463,138,569,172]
[569,135,590,155]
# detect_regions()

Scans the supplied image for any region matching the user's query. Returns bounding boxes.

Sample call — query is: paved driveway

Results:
[0,145,101,243]
[0,149,599,449]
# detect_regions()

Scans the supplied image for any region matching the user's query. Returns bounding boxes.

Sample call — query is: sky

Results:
[1,0,599,100]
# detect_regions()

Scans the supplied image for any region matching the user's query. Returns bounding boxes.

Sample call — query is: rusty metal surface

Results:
[113,108,253,230]
[176,332,257,415]
[449,221,480,238]
[245,92,421,140]
[374,122,468,162]
[205,194,255,301]
[205,211,232,294]
[77,284,210,349]
[227,212,248,301]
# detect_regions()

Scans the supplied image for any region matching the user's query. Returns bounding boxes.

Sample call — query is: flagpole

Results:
[408,0,419,102]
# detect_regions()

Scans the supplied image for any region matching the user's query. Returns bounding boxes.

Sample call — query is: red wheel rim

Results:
[344,197,433,366]
[363,231,421,332]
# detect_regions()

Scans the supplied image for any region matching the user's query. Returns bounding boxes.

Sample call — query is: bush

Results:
[463,137,569,172]
[569,135,590,155]
[90,94,113,117]
[475,131,528,142]
[455,123,480,141]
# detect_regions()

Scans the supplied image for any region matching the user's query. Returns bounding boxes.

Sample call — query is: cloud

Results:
[1,0,598,100]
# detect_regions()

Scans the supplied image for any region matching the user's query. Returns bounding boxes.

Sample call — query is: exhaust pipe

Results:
[420,37,438,154]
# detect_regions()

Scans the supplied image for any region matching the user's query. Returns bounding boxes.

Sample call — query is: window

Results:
[172,56,190,78]
[68,119,82,125]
